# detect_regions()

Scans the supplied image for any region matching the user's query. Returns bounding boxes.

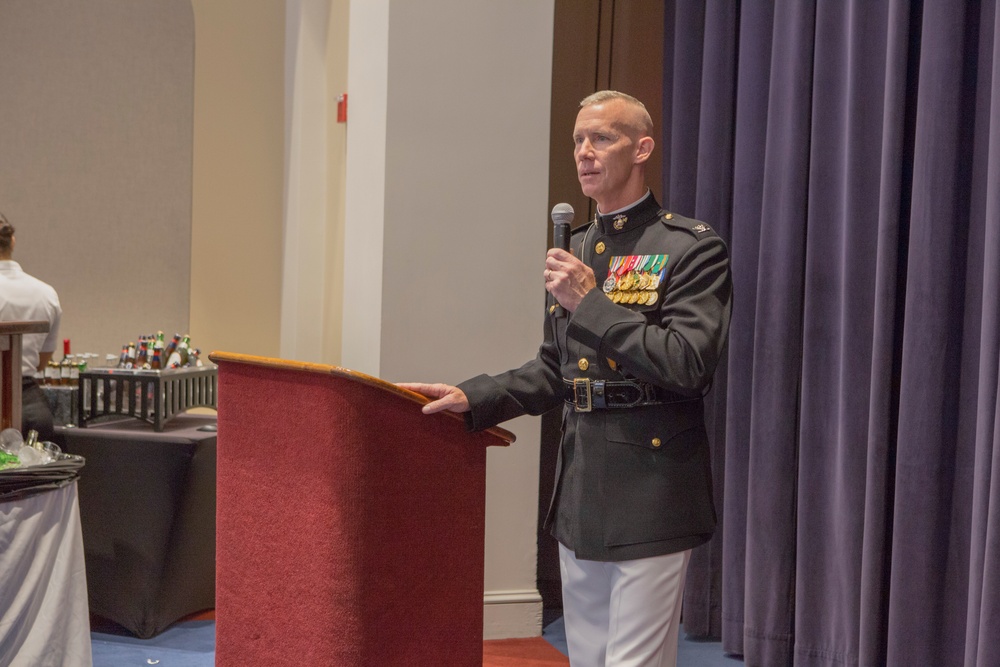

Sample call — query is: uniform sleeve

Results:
[566,235,732,395]
[457,308,566,431]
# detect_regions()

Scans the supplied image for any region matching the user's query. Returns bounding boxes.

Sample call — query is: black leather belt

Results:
[563,378,679,412]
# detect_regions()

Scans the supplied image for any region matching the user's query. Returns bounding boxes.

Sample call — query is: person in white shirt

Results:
[0,212,62,440]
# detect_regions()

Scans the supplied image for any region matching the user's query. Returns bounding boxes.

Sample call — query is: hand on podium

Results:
[397,383,470,415]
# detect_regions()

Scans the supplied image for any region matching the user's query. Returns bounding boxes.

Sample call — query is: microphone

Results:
[551,203,574,252]
[549,203,574,317]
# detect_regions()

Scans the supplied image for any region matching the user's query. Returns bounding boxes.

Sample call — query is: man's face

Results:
[573,100,643,211]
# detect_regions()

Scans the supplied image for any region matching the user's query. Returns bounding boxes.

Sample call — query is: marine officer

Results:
[401,90,732,667]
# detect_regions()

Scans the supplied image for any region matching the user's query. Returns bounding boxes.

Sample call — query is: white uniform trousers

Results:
[558,543,692,667]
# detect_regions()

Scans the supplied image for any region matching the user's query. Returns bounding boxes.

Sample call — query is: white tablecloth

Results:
[0,482,92,666]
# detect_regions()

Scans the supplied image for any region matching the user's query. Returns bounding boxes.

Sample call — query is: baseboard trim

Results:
[482,589,543,639]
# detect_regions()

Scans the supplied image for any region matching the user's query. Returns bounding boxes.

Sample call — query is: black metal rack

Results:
[77,366,217,431]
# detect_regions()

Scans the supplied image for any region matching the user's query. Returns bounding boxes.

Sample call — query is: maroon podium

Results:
[210,352,514,666]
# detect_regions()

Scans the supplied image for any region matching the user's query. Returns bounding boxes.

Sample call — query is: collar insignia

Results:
[613,214,628,230]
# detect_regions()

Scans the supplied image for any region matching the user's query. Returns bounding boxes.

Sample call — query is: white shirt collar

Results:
[597,189,651,217]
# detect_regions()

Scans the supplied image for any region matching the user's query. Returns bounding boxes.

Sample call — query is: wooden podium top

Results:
[0,321,50,336]
[208,351,515,445]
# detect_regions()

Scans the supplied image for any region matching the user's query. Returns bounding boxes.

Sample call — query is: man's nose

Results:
[576,140,594,159]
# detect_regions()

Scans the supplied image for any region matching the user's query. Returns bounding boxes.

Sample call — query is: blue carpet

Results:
[91,617,742,665]
[91,620,214,667]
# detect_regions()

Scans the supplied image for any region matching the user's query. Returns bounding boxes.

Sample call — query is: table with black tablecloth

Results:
[55,413,217,638]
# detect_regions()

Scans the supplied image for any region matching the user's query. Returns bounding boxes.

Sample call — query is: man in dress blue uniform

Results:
[401,91,732,666]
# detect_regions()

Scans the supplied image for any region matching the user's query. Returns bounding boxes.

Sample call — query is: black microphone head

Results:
[551,203,574,226]
[551,203,573,252]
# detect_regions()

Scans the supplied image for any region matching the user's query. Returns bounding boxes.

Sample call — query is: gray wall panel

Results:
[0,0,194,362]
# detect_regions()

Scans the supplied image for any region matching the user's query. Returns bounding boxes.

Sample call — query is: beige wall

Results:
[190,0,285,359]
[0,0,194,360]
[0,0,285,363]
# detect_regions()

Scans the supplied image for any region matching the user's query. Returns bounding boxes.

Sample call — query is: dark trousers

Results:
[21,378,54,442]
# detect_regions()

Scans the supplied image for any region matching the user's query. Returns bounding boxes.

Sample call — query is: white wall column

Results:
[342,0,390,376]
[344,0,555,639]
[281,0,333,362]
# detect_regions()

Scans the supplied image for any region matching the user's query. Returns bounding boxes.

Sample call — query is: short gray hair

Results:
[579,90,653,136]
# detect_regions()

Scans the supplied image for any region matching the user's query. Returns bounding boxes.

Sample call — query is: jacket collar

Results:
[596,192,661,235]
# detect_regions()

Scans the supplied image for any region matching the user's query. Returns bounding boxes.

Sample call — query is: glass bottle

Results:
[136,338,149,370]
[124,342,137,370]
[163,334,180,365]
[44,359,60,385]
[153,331,166,358]
[59,339,73,386]
[167,335,191,369]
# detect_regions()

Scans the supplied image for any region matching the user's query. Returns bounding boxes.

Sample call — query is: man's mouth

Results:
[580,169,600,178]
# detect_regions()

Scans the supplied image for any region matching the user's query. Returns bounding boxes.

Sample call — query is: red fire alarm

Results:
[337,93,348,123]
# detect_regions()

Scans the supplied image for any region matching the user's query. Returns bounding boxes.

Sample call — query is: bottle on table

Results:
[153,331,166,359]
[44,359,60,385]
[76,354,89,377]
[167,335,191,369]
[116,344,129,368]
[136,338,150,370]
[59,339,74,386]
[163,334,180,365]
[124,342,137,370]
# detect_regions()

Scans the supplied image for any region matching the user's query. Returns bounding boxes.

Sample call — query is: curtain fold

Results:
[857,2,915,664]
[664,1,1000,665]
[679,0,739,639]
[964,4,1000,665]
[740,2,816,664]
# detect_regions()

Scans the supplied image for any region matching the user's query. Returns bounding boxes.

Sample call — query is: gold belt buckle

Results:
[573,378,592,412]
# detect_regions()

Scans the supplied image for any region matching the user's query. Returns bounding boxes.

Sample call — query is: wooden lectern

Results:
[209,352,514,667]
[0,321,49,431]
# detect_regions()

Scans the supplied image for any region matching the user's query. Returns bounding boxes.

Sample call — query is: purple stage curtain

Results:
[662,2,1000,665]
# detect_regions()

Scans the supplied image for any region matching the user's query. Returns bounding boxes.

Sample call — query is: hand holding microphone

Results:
[546,203,596,314]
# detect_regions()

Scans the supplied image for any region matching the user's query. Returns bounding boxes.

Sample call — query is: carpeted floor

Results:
[91,614,741,666]
[484,636,570,665]
[91,619,215,666]
[93,623,572,667]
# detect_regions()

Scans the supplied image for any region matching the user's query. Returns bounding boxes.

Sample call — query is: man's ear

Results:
[634,136,655,164]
